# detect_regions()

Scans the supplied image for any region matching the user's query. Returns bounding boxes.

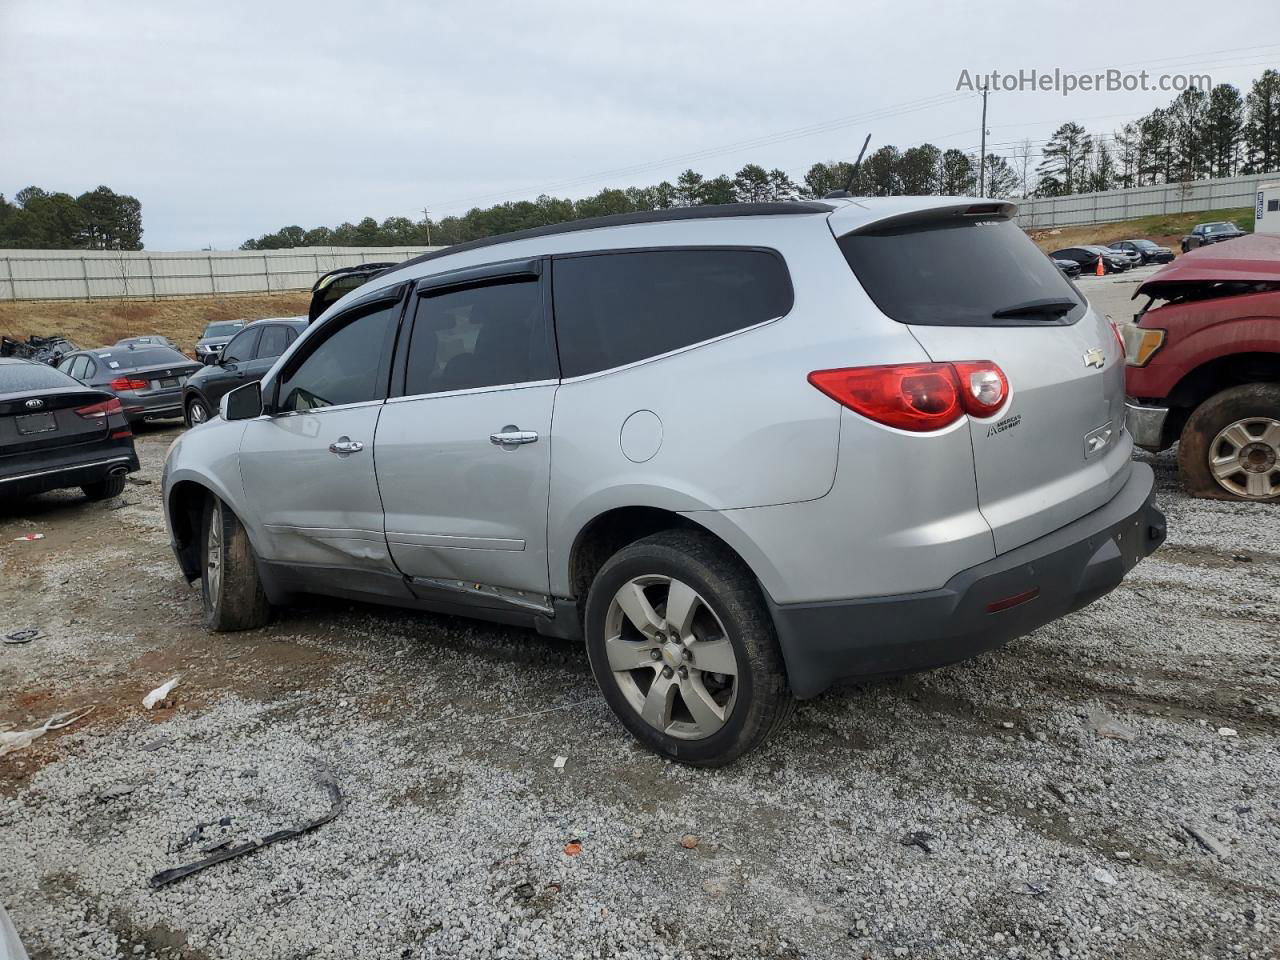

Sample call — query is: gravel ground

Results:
[0,425,1276,960]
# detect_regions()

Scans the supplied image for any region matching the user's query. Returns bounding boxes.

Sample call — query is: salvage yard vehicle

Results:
[1124,233,1280,502]
[182,317,306,426]
[1050,245,1130,274]
[163,198,1165,765]
[57,343,201,425]
[0,357,138,501]
[194,320,246,363]
[1111,238,1175,265]
[1181,221,1246,253]
[115,335,178,349]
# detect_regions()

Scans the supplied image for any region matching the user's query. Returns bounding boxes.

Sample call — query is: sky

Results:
[2,0,1277,250]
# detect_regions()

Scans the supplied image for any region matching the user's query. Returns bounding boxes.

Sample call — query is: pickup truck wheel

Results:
[200,495,271,631]
[1178,383,1280,502]
[186,397,210,427]
[584,529,794,767]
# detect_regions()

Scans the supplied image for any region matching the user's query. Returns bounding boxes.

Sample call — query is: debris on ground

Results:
[149,777,344,889]
[107,500,140,511]
[1231,554,1252,562]
[125,476,152,485]
[1183,824,1229,859]
[1085,707,1136,742]
[143,676,181,710]
[1217,727,1238,738]
[553,755,566,770]
[900,831,935,855]
[1045,782,1070,804]
[2,628,41,645]
[11,534,44,542]
[1092,867,1118,885]
[680,834,699,850]
[97,783,141,802]
[563,842,583,857]
[1013,882,1048,897]
[0,706,94,757]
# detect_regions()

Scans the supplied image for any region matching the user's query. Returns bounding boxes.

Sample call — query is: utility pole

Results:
[422,207,432,246]
[978,85,989,196]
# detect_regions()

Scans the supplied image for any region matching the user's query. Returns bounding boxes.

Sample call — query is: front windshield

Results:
[203,322,243,338]
[1205,223,1237,234]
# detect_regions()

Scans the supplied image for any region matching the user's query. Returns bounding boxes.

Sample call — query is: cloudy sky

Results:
[3,0,1276,249]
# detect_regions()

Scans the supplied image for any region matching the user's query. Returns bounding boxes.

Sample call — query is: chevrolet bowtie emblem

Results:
[1083,348,1105,368]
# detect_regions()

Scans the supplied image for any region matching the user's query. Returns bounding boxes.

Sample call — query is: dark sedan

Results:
[182,317,307,426]
[0,358,139,500]
[1049,245,1131,275]
[1111,239,1175,265]
[57,344,201,424]
[1181,221,1245,253]
[1052,257,1082,279]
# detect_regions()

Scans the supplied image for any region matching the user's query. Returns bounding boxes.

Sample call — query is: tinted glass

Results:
[204,322,243,338]
[256,325,291,360]
[277,302,397,412]
[222,329,259,364]
[99,347,190,369]
[0,361,81,393]
[553,249,792,378]
[842,219,1085,326]
[405,279,550,395]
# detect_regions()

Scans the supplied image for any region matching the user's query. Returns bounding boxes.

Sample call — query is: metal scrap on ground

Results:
[0,707,94,757]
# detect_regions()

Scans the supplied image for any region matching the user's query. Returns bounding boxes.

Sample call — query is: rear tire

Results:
[186,397,210,428]
[82,474,126,501]
[200,495,271,631]
[1177,383,1280,502]
[584,529,795,767]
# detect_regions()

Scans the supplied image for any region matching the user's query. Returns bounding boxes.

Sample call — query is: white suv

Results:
[163,197,1165,765]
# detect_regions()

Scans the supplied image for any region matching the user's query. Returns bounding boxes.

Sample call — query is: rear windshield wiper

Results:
[991,297,1078,319]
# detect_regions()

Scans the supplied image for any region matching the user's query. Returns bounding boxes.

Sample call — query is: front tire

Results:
[584,529,794,766]
[82,474,126,501]
[200,496,271,630]
[1178,383,1280,502]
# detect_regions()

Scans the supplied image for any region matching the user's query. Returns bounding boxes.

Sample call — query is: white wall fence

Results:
[1015,171,1280,230]
[0,246,440,301]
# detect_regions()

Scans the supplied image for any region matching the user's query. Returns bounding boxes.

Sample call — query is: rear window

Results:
[839,218,1085,326]
[99,346,189,369]
[552,248,792,378]
[0,361,80,392]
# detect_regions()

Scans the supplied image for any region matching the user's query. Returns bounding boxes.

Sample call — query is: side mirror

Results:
[222,381,263,421]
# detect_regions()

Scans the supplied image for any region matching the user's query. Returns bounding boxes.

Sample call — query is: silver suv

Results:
[163,198,1166,765]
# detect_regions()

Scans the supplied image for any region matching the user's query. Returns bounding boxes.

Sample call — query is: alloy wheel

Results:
[188,400,208,425]
[205,500,223,600]
[603,575,738,740]
[1208,417,1280,499]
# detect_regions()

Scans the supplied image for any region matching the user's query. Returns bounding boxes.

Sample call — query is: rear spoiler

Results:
[830,199,1019,237]
[308,262,397,323]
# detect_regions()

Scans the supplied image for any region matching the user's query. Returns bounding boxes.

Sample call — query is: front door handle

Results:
[490,427,538,446]
[329,436,364,456]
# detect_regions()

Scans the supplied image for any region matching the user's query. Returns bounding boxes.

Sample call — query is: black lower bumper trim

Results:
[769,463,1166,699]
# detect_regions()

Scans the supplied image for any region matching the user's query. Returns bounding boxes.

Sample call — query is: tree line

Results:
[0,186,144,250]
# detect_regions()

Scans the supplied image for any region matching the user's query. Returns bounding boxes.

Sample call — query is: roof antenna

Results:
[824,135,872,199]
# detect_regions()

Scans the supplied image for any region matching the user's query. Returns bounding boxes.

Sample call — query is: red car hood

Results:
[1135,233,1280,300]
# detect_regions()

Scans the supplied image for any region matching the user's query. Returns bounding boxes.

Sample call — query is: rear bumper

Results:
[0,445,139,498]
[768,462,1165,699]
[1125,401,1169,451]
[120,393,184,422]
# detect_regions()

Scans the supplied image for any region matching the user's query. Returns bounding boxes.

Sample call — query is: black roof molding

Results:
[397,202,835,271]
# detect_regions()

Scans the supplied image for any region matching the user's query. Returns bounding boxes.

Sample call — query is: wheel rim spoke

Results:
[605,634,657,672]
[1220,422,1254,451]
[680,674,727,734]
[1245,472,1273,498]
[664,579,700,638]
[640,672,677,730]
[690,636,737,675]
[1210,453,1241,479]
[615,581,664,639]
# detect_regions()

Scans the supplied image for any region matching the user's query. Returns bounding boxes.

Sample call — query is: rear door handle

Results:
[329,436,364,456]
[490,428,538,446]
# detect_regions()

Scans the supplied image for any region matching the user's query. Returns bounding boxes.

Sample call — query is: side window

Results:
[83,358,97,380]
[276,300,399,412]
[223,328,259,364]
[68,356,88,380]
[1269,199,1279,212]
[404,278,551,396]
[552,249,793,378]
[256,325,290,360]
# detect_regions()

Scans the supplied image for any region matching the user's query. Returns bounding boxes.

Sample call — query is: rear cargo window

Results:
[0,361,80,392]
[106,347,190,368]
[552,248,792,378]
[838,218,1085,326]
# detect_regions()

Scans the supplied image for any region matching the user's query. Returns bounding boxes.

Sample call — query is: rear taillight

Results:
[75,397,124,420]
[110,376,149,390]
[808,361,1008,432]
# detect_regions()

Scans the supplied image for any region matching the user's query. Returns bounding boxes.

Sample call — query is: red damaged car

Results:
[1124,234,1280,502]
